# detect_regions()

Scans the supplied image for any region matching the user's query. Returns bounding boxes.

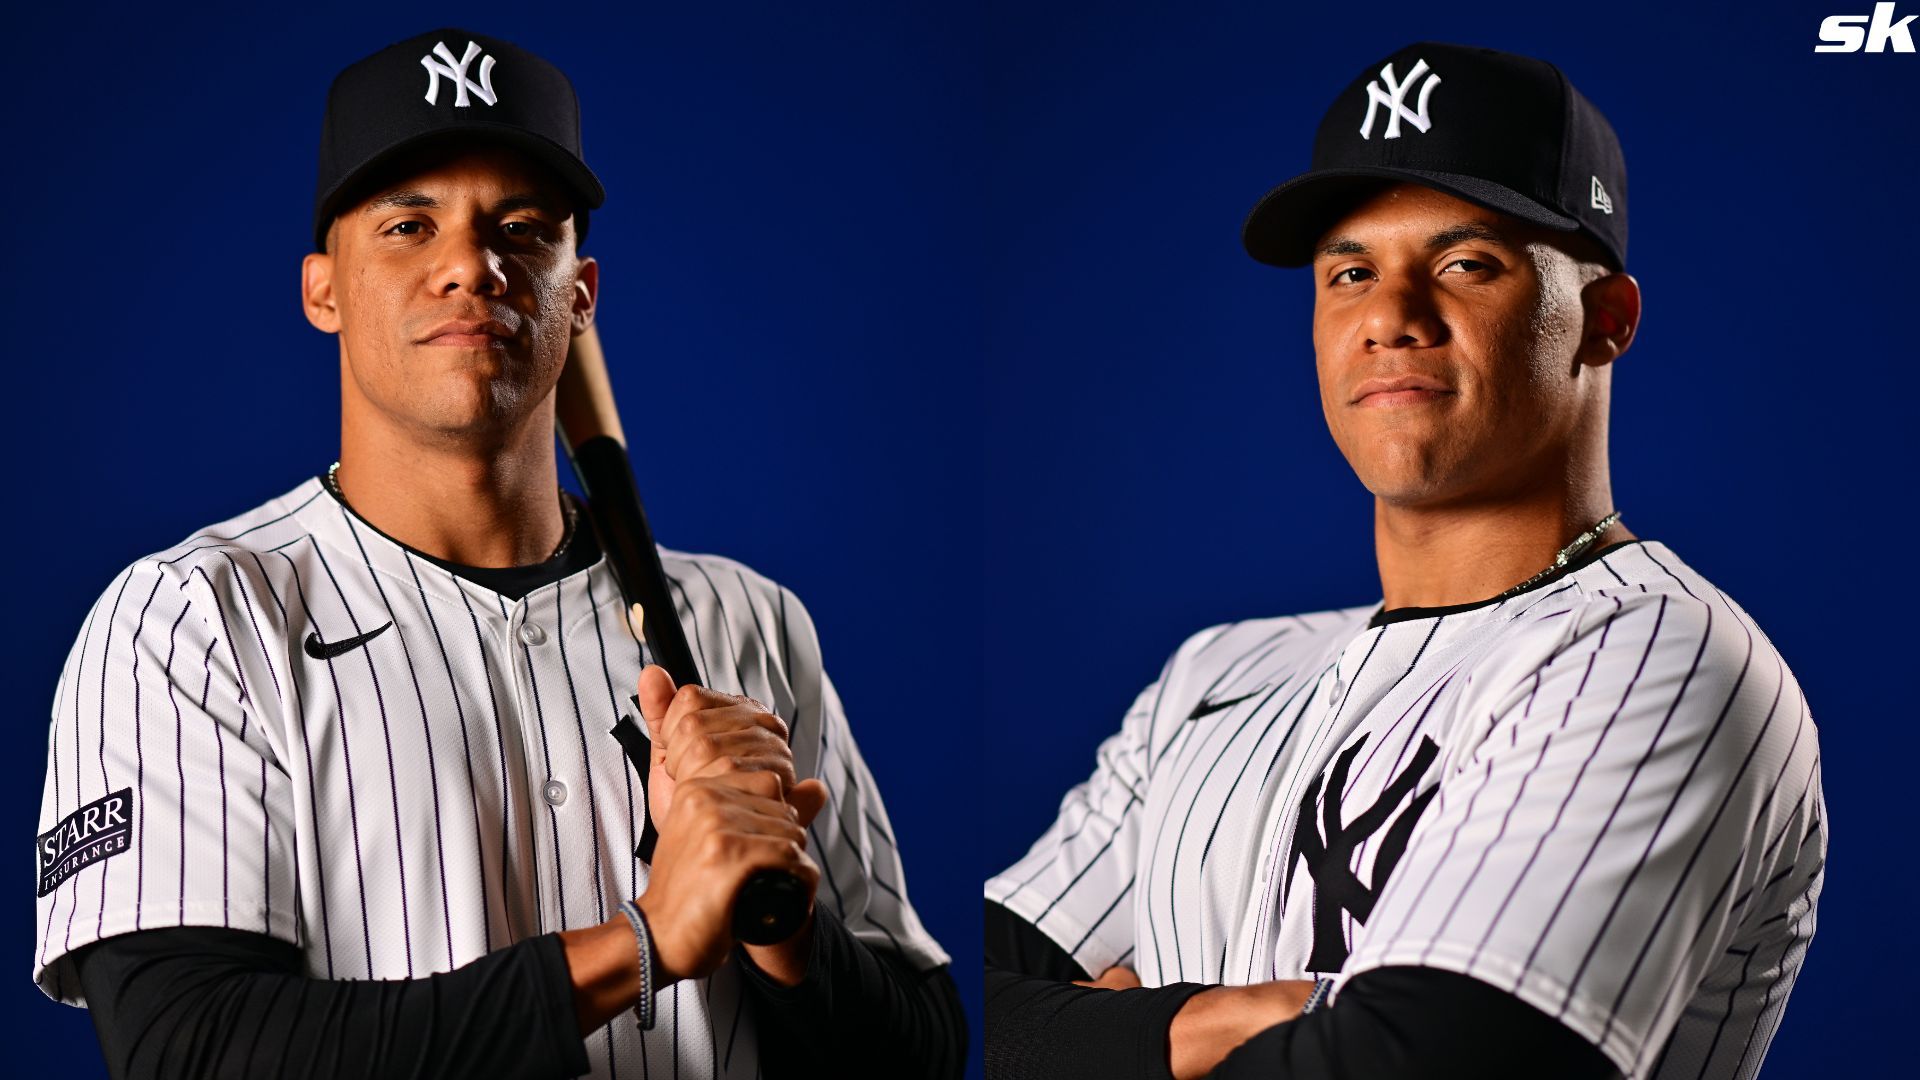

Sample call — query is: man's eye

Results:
[386,221,424,236]
[502,221,542,238]
[1332,267,1374,285]
[1441,258,1490,274]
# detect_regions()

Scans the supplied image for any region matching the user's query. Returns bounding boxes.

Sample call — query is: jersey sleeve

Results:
[772,581,952,973]
[33,556,301,1005]
[1339,588,1825,1079]
[983,627,1222,980]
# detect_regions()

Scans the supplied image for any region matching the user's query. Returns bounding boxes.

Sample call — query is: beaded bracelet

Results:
[616,899,659,1030]
[1298,977,1333,1016]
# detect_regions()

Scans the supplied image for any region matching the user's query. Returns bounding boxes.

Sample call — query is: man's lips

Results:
[418,319,516,347]
[1350,374,1454,407]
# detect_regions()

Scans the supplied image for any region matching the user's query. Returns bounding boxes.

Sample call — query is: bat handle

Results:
[732,870,811,945]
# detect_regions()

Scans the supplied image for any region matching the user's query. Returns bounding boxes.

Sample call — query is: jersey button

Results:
[542,779,568,806]
[519,623,547,646]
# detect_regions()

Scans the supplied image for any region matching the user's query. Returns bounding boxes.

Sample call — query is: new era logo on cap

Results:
[1591,176,1614,215]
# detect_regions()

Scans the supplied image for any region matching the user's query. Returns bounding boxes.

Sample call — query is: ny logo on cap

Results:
[1359,59,1440,140]
[421,40,498,108]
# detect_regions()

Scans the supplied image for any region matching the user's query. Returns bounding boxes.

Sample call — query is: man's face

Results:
[1309,183,1606,508]
[304,146,595,443]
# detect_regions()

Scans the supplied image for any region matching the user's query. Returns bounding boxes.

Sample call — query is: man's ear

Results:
[302,247,341,335]
[1578,271,1641,367]
[570,254,599,335]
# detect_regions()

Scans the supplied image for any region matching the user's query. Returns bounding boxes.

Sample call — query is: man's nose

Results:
[1360,277,1445,350]
[428,229,509,297]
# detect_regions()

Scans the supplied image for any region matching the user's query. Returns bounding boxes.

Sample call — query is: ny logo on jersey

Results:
[1284,733,1440,972]
[1359,58,1441,140]
[421,40,498,107]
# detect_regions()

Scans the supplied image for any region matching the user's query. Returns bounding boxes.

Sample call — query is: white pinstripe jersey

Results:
[34,476,948,1078]
[987,539,1824,1080]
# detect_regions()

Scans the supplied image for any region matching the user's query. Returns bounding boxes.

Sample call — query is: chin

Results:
[1348,448,1458,506]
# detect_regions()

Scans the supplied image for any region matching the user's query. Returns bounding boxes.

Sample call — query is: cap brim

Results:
[314,122,606,250]
[1240,167,1580,268]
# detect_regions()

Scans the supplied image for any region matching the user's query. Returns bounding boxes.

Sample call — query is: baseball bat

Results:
[554,322,810,947]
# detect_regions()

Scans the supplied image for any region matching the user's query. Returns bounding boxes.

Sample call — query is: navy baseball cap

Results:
[313,28,605,251]
[1242,42,1627,271]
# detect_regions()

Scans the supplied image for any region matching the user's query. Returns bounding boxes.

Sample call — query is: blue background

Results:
[6,0,1913,1077]
[3,2,983,1076]
[981,0,1912,1076]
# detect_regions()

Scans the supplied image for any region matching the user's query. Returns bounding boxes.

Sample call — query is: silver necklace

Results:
[1491,511,1623,601]
[324,461,579,563]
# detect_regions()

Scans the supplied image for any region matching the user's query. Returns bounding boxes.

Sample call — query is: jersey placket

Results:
[499,592,575,935]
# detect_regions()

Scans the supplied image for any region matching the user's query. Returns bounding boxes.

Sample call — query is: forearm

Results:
[1207,968,1622,1080]
[1168,980,1316,1079]
[984,963,1209,1080]
[558,917,651,1036]
[77,926,590,1080]
[740,906,967,1079]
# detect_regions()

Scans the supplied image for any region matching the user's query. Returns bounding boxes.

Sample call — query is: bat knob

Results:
[732,870,810,945]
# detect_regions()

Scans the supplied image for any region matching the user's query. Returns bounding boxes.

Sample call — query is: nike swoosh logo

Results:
[1188,688,1263,721]
[304,621,393,660]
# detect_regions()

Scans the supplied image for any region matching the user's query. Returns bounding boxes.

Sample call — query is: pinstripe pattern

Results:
[33,477,947,1079]
[985,540,1823,1080]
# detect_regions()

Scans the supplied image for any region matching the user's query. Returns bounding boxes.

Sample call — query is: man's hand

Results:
[1068,965,1315,1079]
[637,770,825,983]
[1169,979,1317,1080]
[637,665,829,829]
[1072,964,1142,990]
[635,665,830,986]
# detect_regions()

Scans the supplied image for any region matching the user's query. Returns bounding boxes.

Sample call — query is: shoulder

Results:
[656,546,808,633]
[658,547,792,605]
[1572,541,1797,691]
[143,478,330,571]
[1136,604,1374,730]
[63,480,324,650]
[654,548,827,686]
[1165,603,1373,680]
[1481,540,1816,760]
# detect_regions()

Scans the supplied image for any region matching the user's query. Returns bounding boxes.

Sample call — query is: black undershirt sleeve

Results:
[77,914,968,1079]
[74,926,590,1080]
[737,905,968,1079]
[1208,965,1623,1080]
[985,901,1209,1080]
[983,900,1623,1080]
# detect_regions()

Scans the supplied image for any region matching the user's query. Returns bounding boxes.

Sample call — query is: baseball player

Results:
[32,28,965,1078]
[985,42,1823,1080]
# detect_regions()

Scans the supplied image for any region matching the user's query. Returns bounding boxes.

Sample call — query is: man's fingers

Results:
[787,778,829,829]
[664,702,788,746]
[696,767,787,802]
[1072,964,1142,990]
[675,779,815,842]
[674,733,797,785]
[638,665,677,729]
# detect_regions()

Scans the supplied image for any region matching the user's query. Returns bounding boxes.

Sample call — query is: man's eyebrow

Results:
[1424,222,1508,249]
[490,193,561,215]
[358,191,561,215]
[362,190,438,213]
[1318,237,1369,258]
[1315,222,1510,259]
